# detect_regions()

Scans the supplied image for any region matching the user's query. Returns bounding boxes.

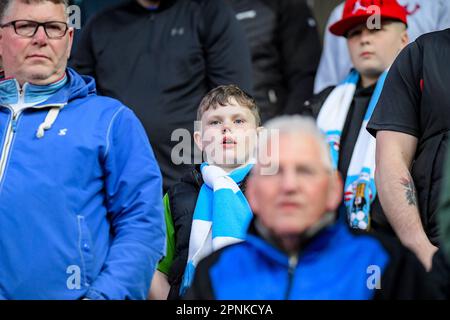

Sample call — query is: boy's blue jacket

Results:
[0,68,165,299]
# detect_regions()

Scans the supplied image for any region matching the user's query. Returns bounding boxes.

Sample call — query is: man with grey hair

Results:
[0,0,165,299]
[186,115,435,300]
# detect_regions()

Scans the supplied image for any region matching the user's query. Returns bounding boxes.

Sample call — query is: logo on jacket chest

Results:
[171,27,185,37]
[236,10,257,21]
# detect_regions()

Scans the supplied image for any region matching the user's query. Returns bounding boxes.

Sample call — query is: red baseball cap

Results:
[329,0,407,37]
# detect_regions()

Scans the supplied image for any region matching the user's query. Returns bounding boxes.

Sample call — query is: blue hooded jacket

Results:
[0,69,165,299]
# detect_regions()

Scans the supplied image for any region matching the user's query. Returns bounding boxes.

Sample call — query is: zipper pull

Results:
[288,255,298,274]
[285,254,299,300]
[18,84,26,104]
[12,113,18,133]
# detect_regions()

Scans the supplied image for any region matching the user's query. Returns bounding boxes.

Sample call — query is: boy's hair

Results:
[0,0,69,22]
[197,85,261,126]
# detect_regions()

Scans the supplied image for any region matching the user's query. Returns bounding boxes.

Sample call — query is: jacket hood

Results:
[0,68,98,139]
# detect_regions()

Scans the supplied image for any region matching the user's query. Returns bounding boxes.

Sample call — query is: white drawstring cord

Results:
[36,107,62,139]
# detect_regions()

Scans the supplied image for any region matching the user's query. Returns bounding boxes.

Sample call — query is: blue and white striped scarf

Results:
[180,162,253,296]
[317,70,387,230]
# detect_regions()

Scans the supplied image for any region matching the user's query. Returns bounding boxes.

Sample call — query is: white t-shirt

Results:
[314,0,450,93]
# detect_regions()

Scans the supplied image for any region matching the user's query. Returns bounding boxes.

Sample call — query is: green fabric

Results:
[439,147,450,262]
[157,193,176,275]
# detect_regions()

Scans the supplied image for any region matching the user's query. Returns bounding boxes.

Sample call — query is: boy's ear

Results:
[401,29,409,48]
[193,131,203,151]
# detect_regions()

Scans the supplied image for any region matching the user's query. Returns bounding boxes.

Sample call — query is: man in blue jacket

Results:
[187,116,435,299]
[0,0,165,299]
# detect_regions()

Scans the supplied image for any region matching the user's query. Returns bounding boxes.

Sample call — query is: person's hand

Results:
[415,244,438,271]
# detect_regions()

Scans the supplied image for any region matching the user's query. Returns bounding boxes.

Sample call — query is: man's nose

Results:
[359,29,372,44]
[222,121,232,133]
[281,171,298,193]
[32,25,48,44]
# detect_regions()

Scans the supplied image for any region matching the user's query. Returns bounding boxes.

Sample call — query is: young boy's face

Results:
[347,20,408,81]
[194,98,260,170]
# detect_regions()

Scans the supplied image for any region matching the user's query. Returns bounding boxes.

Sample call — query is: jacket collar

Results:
[0,68,96,109]
[246,215,341,267]
[0,73,68,107]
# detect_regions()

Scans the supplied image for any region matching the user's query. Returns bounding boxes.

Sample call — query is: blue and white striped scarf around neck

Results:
[317,70,387,230]
[180,162,253,296]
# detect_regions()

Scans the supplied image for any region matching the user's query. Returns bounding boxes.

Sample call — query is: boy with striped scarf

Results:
[150,85,263,299]
[302,0,409,233]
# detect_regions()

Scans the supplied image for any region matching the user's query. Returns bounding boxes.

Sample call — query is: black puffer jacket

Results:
[166,166,248,299]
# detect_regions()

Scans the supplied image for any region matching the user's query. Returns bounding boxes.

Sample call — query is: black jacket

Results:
[227,0,321,122]
[166,166,248,299]
[70,0,253,191]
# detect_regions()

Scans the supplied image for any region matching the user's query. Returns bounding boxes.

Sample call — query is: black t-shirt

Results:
[367,29,450,245]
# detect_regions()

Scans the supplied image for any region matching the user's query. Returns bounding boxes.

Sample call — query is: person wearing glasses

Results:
[0,0,165,299]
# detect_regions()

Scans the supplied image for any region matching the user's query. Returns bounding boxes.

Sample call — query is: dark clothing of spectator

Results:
[227,0,321,123]
[368,29,450,245]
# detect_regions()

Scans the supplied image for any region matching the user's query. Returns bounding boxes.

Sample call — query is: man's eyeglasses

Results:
[0,20,69,39]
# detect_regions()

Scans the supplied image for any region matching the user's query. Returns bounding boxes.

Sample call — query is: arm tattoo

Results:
[400,177,418,206]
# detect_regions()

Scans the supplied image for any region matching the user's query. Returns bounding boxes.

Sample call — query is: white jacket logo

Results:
[171,27,184,36]
[236,10,256,21]
[58,128,68,136]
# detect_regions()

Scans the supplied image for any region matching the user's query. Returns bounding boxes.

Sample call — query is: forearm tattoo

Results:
[400,177,418,206]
